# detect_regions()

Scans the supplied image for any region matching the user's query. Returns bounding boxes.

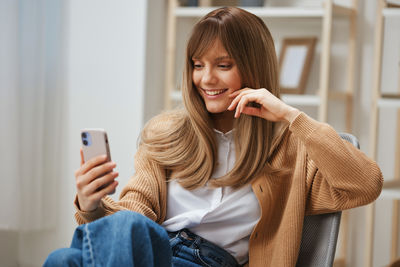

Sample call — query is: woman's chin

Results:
[206,107,235,116]
[206,107,227,114]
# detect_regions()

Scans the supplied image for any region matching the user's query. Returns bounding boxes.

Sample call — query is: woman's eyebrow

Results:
[215,56,231,61]
[191,55,231,61]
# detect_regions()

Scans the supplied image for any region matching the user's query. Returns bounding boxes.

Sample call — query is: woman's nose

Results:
[202,68,217,85]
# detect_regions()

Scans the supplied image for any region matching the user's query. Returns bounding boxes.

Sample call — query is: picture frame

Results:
[278,37,317,94]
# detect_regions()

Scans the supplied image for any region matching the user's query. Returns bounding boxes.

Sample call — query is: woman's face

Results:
[192,39,242,115]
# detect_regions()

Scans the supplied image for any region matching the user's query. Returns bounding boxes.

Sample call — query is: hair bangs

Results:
[187,19,221,60]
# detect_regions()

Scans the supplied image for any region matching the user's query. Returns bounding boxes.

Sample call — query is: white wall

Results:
[0,0,20,230]
[1,0,24,266]
[143,0,167,122]
[14,1,148,266]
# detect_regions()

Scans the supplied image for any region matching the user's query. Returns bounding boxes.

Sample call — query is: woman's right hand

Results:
[75,149,119,212]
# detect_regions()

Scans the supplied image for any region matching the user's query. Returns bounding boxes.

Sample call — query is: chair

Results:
[296,133,360,267]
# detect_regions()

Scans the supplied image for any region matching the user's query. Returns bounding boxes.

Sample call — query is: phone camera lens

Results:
[83,140,88,146]
[81,132,87,138]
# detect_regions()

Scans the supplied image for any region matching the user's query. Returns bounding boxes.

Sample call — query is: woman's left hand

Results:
[228,88,300,123]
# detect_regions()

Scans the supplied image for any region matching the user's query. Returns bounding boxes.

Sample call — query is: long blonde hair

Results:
[141,7,281,190]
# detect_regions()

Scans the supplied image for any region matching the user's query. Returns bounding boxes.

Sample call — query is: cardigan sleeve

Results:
[74,146,167,225]
[289,112,383,215]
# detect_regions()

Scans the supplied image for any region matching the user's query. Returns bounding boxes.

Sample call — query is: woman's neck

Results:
[210,110,235,133]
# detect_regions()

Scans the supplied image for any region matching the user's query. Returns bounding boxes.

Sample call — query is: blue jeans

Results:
[44,211,240,267]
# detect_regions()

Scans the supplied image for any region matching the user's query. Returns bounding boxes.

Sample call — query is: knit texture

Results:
[74,112,383,267]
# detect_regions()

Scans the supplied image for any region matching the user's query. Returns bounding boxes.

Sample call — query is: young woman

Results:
[45,6,383,267]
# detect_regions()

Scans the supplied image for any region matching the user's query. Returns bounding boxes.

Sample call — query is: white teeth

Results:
[204,89,226,96]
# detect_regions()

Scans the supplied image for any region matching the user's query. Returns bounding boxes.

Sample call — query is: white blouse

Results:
[162,129,261,264]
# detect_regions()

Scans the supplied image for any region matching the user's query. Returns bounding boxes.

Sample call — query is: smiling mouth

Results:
[202,88,228,96]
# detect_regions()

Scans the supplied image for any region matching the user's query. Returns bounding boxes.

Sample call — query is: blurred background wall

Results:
[0,0,159,266]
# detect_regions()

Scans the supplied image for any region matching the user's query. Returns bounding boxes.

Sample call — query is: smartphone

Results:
[81,128,111,163]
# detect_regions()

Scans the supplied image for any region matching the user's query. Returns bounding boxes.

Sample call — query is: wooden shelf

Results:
[281,94,320,106]
[380,180,400,200]
[377,98,400,108]
[175,4,355,18]
[383,7,400,17]
[176,6,324,17]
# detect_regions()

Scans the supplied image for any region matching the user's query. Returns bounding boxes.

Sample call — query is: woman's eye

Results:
[193,64,203,69]
[218,64,232,69]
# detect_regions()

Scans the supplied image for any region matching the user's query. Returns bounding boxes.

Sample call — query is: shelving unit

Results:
[368,1,400,267]
[164,0,358,265]
[382,180,400,199]
[174,5,355,17]
[164,0,357,131]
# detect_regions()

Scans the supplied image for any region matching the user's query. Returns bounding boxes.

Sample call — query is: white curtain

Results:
[0,0,64,230]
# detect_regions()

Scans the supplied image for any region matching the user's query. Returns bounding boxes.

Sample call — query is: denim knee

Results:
[43,248,81,267]
[112,210,152,224]
[104,211,159,234]
[84,211,171,267]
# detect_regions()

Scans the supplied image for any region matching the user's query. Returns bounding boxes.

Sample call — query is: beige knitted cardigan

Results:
[74,112,383,267]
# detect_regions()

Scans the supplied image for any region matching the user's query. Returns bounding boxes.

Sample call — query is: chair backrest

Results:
[296,133,359,267]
